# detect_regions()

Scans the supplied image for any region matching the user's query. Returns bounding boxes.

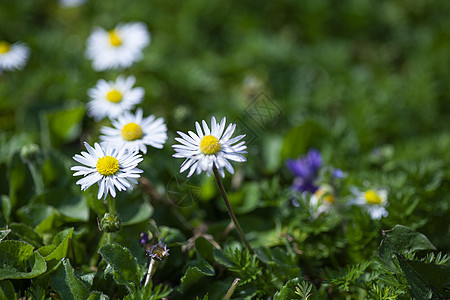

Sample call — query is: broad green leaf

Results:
[397,255,450,299]
[227,182,260,214]
[0,240,47,280]
[213,248,234,268]
[195,236,215,262]
[378,225,436,272]
[0,280,16,300]
[8,222,43,248]
[8,152,34,209]
[280,120,327,161]
[180,259,215,292]
[116,192,153,226]
[38,227,73,263]
[44,102,86,144]
[16,203,59,234]
[41,151,69,188]
[32,189,89,222]
[50,259,89,300]
[98,243,141,291]
[88,291,110,300]
[1,195,11,225]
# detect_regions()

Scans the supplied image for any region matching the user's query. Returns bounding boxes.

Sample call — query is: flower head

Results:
[286,149,322,193]
[348,188,388,220]
[0,41,29,71]
[172,117,247,177]
[71,142,143,199]
[86,22,150,71]
[146,241,170,261]
[87,75,144,121]
[100,108,167,154]
[309,185,336,218]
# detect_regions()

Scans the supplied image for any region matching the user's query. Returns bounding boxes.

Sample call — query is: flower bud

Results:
[100,212,121,232]
[20,143,40,163]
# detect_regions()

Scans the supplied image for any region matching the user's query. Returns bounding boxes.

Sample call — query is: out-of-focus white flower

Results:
[0,41,29,71]
[172,117,247,178]
[309,185,335,218]
[86,22,150,71]
[100,108,167,154]
[71,142,143,199]
[58,0,88,7]
[349,188,388,220]
[87,75,144,121]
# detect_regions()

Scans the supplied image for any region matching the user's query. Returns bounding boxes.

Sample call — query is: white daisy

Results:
[87,75,144,121]
[0,41,29,71]
[172,116,247,178]
[58,0,87,7]
[348,188,388,220]
[71,142,143,199]
[86,22,150,71]
[99,108,167,154]
[309,185,335,218]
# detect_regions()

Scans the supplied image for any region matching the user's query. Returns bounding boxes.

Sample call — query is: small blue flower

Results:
[139,232,149,246]
[286,149,322,193]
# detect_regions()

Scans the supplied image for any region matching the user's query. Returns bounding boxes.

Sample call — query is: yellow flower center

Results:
[199,135,221,155]
[324,195,335,204]
[96,156,120,176]
[365,190,382,205]
[121,122,143,141]
[106,89,122,103]
[0,41,11,54]
[108,30,122,47]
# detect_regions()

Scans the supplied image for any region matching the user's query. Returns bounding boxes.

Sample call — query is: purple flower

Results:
[139,233,149,246]
[286,149,322,193]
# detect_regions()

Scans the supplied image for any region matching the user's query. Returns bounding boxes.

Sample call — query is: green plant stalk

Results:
[27,162,44,195]
[212,165,254,255]
[107,195,115,244]
[224,278,240,300]
[144,258,157,287]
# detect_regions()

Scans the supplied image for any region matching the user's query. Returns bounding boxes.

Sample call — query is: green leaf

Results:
[8,222,43,248]
[0,240,47,280]
[38,227,73,264]
[195,236,215,262]
[16,203,59,234]
[397,255,450,299]
[0,280,16,300]
[50,259,89,300]
[280,120,327,161]
[98,243,141,291]
[116,192,153,226]
[1,195,11,224]
[378,225,436,271]
[88,291,110,300]
[44,101,86,144]
[8,152,34,209]
[274,277,317,300]
[180,259,215,292]
[227,182,260,214]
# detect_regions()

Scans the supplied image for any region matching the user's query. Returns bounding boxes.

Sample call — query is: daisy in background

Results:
[348,187,389,220]
[71,142,143,199]
[58,0,87,7]
[309,185,336,218]
[100,108,167,154]
[86,22,150,71]
[172,116,247,178]
[0,41,29,72]
[87,75,144,121]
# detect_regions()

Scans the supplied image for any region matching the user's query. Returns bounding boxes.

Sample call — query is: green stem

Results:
[212,165,254,254]
[107,195,115,214]
[224,278,240,300]
[27,162,44,195]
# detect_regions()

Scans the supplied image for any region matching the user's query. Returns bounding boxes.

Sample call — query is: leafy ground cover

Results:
[1,0,449,299]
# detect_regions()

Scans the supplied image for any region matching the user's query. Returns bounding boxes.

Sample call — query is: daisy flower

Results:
[309,185,335,218]
[71,142,143,199]
[58,0,87,7]
[99,108,167,154]
[87,75,144,121]
[0,41,29,71]
[86,22,150,71]
[172,117,247,178]
[348,188,388,220]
